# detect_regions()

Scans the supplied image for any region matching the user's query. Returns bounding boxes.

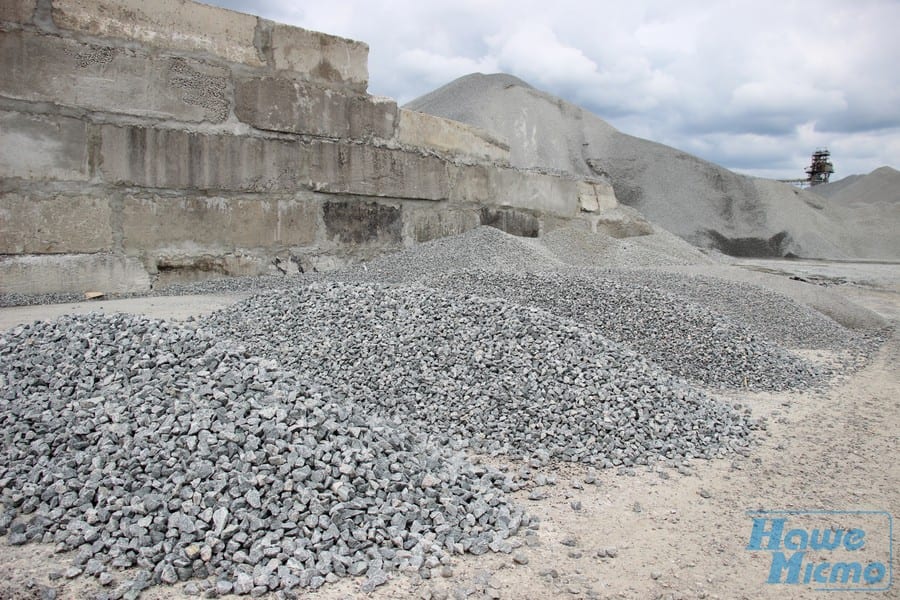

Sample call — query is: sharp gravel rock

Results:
[202,281,755,463]
[0,313,532,595]
[423,270,824,391]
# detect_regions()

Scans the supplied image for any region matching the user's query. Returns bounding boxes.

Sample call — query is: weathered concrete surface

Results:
[0,111,88,181]
[152,252,272,287]
[397,109,509,162]
[0,193,112,253]
[0,31,229,123]
[405,208,479,243]
[121,194,317,252]
[269,22,368,91]
[449,164,580,217]
[479,207,540,238]
[234,77,396,139]
[577,180,618,213]
[322,199,402,245]
[51,0,265,67]
[0,0,35,24]
[307,141,451,201]
[0,254,150,294]
[592,205,655,238]
[99,125,302,191]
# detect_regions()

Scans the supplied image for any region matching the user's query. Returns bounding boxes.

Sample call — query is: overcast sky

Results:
[206,0,899,180]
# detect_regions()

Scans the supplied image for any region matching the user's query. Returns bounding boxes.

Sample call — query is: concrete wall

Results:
[0,0,615,294]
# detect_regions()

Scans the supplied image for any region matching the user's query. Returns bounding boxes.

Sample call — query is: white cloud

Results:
[394,49,498,91]
[490,23,600,87]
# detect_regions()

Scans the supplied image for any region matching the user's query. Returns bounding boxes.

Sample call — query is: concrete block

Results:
[397,109,509,162]
[277,197,320,246]
[121,194,317,252]
[449,164,579,217]
[0,254,150,294]
[577,180,618,213]
[99,125,302,192]
[593,206,655,238]
[153,252,271,288]
[0,0,36,24]
[269,22,368,90]
[322,200,401,245]
[479,207,540,238]
[308,141,450,201]
[52,0,264,67]
[234,77,396,139]
[0,193,113,253]
[406,208,479,243]
[0,31,229,123]
[0,111,88,181]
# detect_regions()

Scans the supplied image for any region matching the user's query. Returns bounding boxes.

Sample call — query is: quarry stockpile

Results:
[337,227,886,388]
[0,0,618,296]
[201,281,755,461]
[407,74,899,260]
[810,167,900,259]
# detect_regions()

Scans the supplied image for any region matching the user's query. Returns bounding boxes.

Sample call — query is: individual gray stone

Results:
[234,572,254,594]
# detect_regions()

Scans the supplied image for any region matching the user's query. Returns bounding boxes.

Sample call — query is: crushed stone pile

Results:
[333,227,876,390]
[335,226,563,284]
[422,270,822,391]
[202,282,755,462]
[538,227,715,268]
[810,167,900,259]
[598,269,883,354]
[0,313,532,596]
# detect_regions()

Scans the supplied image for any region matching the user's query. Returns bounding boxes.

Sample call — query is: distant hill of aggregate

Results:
[406,73,898,260]
[809,167,900,259]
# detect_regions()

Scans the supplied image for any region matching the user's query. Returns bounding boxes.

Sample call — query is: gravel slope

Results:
[808,167,900,259]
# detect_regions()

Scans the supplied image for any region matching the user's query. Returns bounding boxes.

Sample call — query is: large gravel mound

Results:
[202,282,755,464]
[539,227,714,268]
[336,226,563,283]
[810,167,900,259]
[0,313,530,595]
[595,269,884,352]
[407,73,897,260]
[422,270,822,391]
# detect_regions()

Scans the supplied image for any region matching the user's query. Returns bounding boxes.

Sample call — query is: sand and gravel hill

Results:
[406,73,899,261]
[808,167,900,259]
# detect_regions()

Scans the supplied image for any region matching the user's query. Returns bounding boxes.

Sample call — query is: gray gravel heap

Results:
[420,270,823,391]
[202,281,755,463]
[596,268,884,354]
[0,313,530,595]
[335,226,563,284]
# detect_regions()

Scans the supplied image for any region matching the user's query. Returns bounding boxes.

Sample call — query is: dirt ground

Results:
[1,262,897,600]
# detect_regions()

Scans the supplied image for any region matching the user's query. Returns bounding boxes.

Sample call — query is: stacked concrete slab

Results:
[0,0,615,294]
